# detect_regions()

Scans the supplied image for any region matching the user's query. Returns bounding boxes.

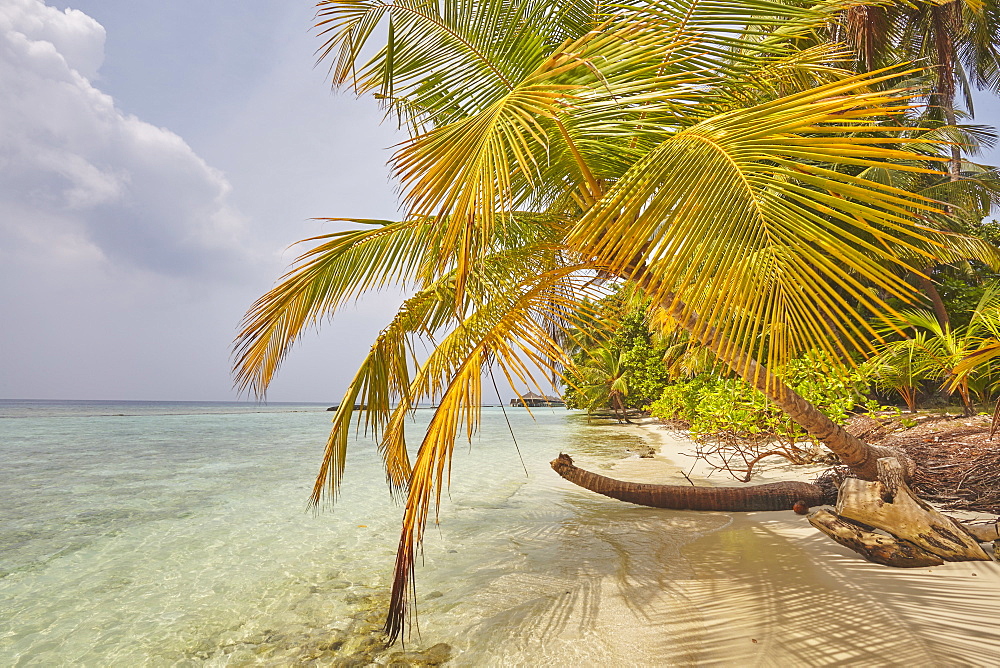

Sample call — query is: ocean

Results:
[4,400,1000,667]
[0,400,678,665]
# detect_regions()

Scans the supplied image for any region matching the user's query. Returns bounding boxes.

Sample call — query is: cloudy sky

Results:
[2,1,1000,403]
[1,0,407,402]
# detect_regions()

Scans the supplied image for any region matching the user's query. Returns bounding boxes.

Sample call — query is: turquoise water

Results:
[0,401,666,665]
[6,401,999,666]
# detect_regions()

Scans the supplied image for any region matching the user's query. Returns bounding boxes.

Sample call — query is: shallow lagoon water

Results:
[3,401,1000,666]
[0,401,669,665]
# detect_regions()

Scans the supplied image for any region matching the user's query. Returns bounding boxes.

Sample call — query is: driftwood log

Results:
[550,453,834,511]
[808,458,991,565]
[807,509,944,567]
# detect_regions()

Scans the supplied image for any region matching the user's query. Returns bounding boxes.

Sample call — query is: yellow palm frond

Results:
[378,265,595,641]
[568,69,993,372]
[310,281,457,506]
[305,215,575,505]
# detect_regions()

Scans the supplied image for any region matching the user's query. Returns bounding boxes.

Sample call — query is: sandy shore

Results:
[613,418,833,487]
[478,418,1000,666]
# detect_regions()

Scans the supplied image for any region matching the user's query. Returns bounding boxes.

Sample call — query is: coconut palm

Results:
[829,0,1000,326]
[235,0,998,641]
[569,346,632,422]
[866,333,935,411]
[884,283,1000,414]
[832,0,1000,148]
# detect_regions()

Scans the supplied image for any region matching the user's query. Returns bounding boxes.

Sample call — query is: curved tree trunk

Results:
[551,453,834,510]
[957,380,975,417]
[610,392,630,423]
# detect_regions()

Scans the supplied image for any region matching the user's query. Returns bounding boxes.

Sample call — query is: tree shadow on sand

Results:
[442,494,1000,666]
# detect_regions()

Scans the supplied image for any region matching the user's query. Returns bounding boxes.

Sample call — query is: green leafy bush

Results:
[649,351,877,445]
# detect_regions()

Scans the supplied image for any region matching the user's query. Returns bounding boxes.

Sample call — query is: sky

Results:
[2,1,1000,403]
[0,0,407,402]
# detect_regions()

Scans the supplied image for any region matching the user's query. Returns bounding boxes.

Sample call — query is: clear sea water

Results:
[4,400,1000,667]
[0,400,671,666]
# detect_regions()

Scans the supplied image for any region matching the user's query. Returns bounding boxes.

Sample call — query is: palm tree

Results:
[882,284,1000,414]
[832,0,1000,161]
[866,333,934,412]
[570,346,632,422]
[831,0,1000,326]
[235,0,998,641]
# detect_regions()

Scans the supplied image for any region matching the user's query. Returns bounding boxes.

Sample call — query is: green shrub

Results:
[649,350,877,444]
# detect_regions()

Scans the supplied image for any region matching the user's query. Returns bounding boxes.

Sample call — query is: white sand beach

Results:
[454,420,1000,666]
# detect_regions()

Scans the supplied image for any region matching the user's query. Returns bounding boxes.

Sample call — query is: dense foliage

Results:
[867,286,1000,414]
[649,351,878,445]
[562,296,672,413]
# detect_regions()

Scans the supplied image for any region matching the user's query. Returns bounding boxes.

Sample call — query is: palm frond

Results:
[310,280,457,507]
[233,218,442,397]
[568,69,985,373]
[381,264,597,642]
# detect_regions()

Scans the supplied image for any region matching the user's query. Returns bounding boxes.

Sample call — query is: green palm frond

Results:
[233,218,443,396]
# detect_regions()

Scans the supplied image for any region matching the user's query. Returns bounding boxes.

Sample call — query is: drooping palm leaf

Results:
[233,218,443,397]
[379,264,602,641]
[567,69,999,375]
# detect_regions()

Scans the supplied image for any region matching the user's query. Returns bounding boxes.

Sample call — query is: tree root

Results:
[811,458,991,565]
[807,509,944,567]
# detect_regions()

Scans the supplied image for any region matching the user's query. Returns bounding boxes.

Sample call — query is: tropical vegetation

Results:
[649,351,878,478]
[561,290,672,416]
[869,283,1000,414]
[234,0,1000,641]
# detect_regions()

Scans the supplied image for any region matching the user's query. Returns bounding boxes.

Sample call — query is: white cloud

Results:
[0,0,104,78]
[0,0,251,279]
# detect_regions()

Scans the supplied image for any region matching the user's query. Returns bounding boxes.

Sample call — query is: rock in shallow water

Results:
[628,444,656,458]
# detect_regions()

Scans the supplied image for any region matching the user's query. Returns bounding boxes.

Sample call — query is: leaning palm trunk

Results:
[554,290,914,512]
[664,299,910,482]
[551,453,833,510]
[610,391,630,423]
[645,281,913,481]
